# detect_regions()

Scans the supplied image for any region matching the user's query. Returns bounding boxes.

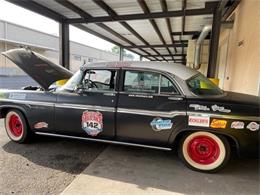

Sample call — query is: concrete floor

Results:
[0,119,259,195]
[62,145,260,195]
[0,119,106,195]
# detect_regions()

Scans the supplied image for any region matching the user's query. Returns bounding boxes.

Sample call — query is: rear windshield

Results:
[186,73,223,96]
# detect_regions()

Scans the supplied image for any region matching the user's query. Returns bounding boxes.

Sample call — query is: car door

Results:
[54,68,117,139]
[116,69,186,146]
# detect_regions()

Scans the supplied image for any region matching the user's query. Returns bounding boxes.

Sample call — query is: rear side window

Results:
[123,70,179,95]
[160,75,179,94]
[124,71,159,93]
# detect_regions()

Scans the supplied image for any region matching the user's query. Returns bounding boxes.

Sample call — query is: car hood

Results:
[2,48,73,90]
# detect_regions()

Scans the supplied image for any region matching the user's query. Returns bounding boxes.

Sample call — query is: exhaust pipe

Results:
[193,25,212,70]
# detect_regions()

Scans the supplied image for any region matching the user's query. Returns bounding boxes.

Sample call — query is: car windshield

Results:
[186,73,223,96]
[58,70,83,91]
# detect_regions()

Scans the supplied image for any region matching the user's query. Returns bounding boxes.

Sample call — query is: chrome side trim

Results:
[35,132,172,151]
[188,111,260,121]
[117,108,186,118]
[0,99,54,107]
[55,103,116,112]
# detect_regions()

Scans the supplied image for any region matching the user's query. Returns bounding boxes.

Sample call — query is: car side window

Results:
[124,70,159,93]
[123,70,180,95]
[82,69,116,91]
[160,75,179,95]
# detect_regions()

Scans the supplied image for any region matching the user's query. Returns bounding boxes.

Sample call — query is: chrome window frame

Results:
[78,67,119,93]
[120,67,185,97]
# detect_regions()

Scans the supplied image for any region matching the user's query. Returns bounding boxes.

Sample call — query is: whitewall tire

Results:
[5,110,30,143]
[178,131,231,172]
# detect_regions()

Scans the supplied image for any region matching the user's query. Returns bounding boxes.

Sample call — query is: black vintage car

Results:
[0,48,259,172]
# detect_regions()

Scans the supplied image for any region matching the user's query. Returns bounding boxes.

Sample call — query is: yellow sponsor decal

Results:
[210,119,227,129]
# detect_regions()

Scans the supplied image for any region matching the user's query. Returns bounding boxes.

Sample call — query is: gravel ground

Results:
[0,119,107,195]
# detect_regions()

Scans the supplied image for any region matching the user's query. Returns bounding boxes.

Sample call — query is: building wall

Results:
[0,20,121,75]
[218,0,260,96]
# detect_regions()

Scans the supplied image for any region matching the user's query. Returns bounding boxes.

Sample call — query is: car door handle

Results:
[168,97,183,101]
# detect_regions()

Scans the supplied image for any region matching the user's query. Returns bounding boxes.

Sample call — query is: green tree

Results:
[111,46,134,60]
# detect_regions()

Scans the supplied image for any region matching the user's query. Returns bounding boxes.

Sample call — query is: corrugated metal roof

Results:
[6,0,230,63]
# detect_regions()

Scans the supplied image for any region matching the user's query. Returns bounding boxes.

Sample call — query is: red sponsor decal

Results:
[188,116,210,127]
[34,122,48,129]
[82,111,103,136]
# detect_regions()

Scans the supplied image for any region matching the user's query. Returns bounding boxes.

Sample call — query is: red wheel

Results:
[8,114,24,137]
[5,110,30,143]
[178,131,231,172]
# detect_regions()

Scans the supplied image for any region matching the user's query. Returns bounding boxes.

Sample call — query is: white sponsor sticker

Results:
[9,93,26,100]
[188,116,210,127]
[150,118,173,131]
[231,121,244,129]
[211,104,231,113]
[246,122,259,131]
[189,104,210,111]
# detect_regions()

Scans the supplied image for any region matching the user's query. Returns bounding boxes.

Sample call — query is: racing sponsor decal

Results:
[210,119,227,129]
[188,116,210,127]
[189,104,210,111]
[246,122,259,131]
[150,118,173,131]
[82,111,103,136]
[211,104,231,113]
[34,122,48,129]
[231,121,244,129]
[9,93,26,100]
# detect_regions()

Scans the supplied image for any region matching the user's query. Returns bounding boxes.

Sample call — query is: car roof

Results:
[84,61,198,80]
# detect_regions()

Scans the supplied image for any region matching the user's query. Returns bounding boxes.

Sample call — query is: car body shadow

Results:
[2,136,260,194]
[2,135,107,174]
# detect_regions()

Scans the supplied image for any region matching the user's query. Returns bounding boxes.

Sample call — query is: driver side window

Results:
[82,69,116,91]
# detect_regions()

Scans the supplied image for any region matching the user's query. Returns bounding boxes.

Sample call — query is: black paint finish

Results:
[0,68,259,158]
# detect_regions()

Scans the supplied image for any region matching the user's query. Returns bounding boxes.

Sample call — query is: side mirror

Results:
[75,84,88,94]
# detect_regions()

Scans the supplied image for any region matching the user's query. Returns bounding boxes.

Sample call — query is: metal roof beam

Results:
[7,0,152,60]
[138,0,173,61]
[6,0,64,22]
[73,24,155,61]
[171,31,199,36]
[66,7,215,24]
[160,0,177,55]
[55,0,153,58]
[222,0,241,21]
[55,0,133,46]
[142,54,186,57]
[125,43,188,49]
[92,0,163,61]
[181,0,187,64]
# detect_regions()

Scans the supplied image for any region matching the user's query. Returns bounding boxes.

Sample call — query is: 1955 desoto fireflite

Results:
[0,48,259,172]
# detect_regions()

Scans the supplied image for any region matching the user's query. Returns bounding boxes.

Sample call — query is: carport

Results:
[1,1,260,194]
[6,0,239,79]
